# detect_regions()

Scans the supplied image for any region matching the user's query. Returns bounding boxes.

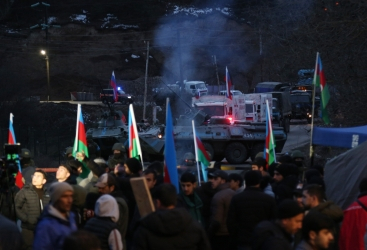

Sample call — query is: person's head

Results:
[95,194,119,222]
[112,143,125,158]
[124,158,142,175]
[180,172,197,196]
[147,161,164,175]
[94,158,109,173]
[143,169,157,189]
[32,170,47,188]
[95,173,118,194]
[88,160,105,178]
[359,178,367,193]
[291,150,304,167]
[309,164,324,177]
[293,188,304,208]
[228,173,244,191]
[209,170,228,189]
[49,182,74,214]
[302,211,335,249]
[273,164,293,183]
[65,147,74,160]
[277,199,304,235]
[68,160,83,176]
[20,148,32,161]
[244,170,262,188]
[251,157,267,172]
[182,152,195,166]
[278,154,294,164]
[302,184,325,209]
[62,230,101,250]
[152,183,177,209]
[305,169,322,184]
[56,163,72,182]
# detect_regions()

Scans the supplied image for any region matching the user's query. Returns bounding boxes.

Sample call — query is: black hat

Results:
[209,169,228,180]
[277,199,304,219]
[244,170,262,187]
[275,164,291,178]
[125,158,142,174]
[21,148,32,158]
[250,157,267,168]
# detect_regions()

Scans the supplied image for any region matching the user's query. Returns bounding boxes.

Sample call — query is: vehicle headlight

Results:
[128,96,131,98]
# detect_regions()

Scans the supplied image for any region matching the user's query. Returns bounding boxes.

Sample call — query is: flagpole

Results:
[192,120,202,186]
[266,100,276,162]
[73,104,81,156]
[129,104,144,168]
[309,52,319,166]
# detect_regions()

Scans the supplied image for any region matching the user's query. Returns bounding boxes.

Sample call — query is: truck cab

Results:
[184,81,208,96]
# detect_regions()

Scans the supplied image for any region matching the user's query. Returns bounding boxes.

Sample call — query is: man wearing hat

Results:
[208,169,235,250]
[33,182,77,250]
[108,143,127,170]
[228,170,276,249]
[253,199,304,250]
[20,148,36,184]
[272,163,299,204]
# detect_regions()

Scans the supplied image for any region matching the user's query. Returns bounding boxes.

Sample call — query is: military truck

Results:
[290,92,313,123]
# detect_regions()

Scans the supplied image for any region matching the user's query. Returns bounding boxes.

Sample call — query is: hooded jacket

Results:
[252,220,293,250]
[33,205,77,250]
[133,207,210,250]
[84,195,123,250]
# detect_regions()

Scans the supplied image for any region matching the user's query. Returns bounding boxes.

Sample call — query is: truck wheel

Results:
[250,143,265,161]
[225,142,247,164]
[203,142,214,161]
[284,117,290,133]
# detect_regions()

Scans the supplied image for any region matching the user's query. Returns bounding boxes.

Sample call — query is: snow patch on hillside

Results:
[70,11,89,24]
[171,5,232,17]
[101,14,139,29]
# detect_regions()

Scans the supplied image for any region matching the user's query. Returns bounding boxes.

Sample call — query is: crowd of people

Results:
[1,145,367,250]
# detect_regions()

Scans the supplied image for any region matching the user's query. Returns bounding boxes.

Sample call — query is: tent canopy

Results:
[324,140,367,210]
[313,125,367,148]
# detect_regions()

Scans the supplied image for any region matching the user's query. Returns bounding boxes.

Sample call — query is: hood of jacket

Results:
[313,201,343,223]
[140,207,193,236]
[95,194,119,223]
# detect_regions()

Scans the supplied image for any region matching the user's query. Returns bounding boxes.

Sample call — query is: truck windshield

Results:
[197,106,224,116]
[197,83,206,89]
[290,95,310,103]
[246,104,254,113]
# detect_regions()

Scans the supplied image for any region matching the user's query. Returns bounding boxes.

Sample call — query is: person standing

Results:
[0,214,23,250]
[84,194,123,250]
[133,184,210,250]
[228,173,244,194]
[227,170,276,249]
[15,169,50,250]
[20,148,36,184]
[252,199,304,250]
[208,170,235,250]
[108,143,127,171]
[33,182,77,250]
[296,211,334,250]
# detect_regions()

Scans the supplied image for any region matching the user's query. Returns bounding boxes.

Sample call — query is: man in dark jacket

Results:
[0,214,23,250]
[208,169,235,250]
[33,182,77,250]
[133,183,210,250]
[227,170,276,249]
[20,148,36,184]
[177,172,204,225]
[15,169,50,249]
[108,143,127,170]
[272,163,299,204]
[252,199,304,250]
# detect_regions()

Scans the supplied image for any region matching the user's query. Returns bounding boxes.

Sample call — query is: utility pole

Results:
[213,55,220,92]
[177,30,184,87]
[259,31,263,82]
[143,41,150,120]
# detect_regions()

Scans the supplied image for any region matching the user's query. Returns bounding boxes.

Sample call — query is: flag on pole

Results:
[110,71,119,102]
[128,104,144,166]
[164,99,179,192]
[72,104,90,178]
[225,66,233,100]
[8,113,23,189]
[192,121,210,183]
[313,53,330,124]
[264,100,276,165]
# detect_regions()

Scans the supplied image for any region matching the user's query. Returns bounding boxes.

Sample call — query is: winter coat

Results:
[108,154,126,170]
[133,207,210,250]
[295,240,314,250]
[195,181,217,229]
[339,194,367,250]
[252,220,293,250]
[272,175,298,204]
[84,194,123,250]
[227,187,276,247]
[209,183,235,236]
[0,214,23,250]
[15,183,50,230]
[33,205,77,250]
[110,191,129,248]
[177,192,204,225]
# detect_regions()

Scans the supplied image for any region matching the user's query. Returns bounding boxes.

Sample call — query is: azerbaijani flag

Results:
[128,104,144,166]
[192,120,210,183]
[110,71,118,102]
[72,104,90,178]
[164,99,179,192]
[264,100,276,165]
[225,66,233,100]
[313,53,330,124]
[9,113,23,189]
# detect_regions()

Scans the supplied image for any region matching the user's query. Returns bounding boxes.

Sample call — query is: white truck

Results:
[192,93,272,123]
[183,80,208,96]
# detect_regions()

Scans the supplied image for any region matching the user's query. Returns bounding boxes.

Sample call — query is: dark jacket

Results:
[252,221,293,250]
[209,183,235,236]
[33,205,77,250]
[177,192,204,225]
[84,217,118,250]
[0,214,23,250]
[227,187,276,247]
[196,182,217,229]
[272,175,298,204]
[295,240,313,250]
[133,207,211,250]
[110,190,129,248]
[14,183,50,230]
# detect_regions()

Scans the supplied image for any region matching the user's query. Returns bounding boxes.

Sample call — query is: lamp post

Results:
[40,50,50,102]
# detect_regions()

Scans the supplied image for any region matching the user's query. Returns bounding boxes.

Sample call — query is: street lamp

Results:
[40,50,50,102]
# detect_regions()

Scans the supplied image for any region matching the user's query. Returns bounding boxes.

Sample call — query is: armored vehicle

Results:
[290,93,313,123]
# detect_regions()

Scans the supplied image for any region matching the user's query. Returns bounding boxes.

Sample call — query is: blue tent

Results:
[313,125,367,148]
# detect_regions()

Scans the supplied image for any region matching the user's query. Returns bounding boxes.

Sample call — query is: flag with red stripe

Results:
[193,122,210,182]
[8,113,23,189]
[225,66,233,100]
[110,71,119,102]
[128,104,143,165]
[264,100,276,165]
